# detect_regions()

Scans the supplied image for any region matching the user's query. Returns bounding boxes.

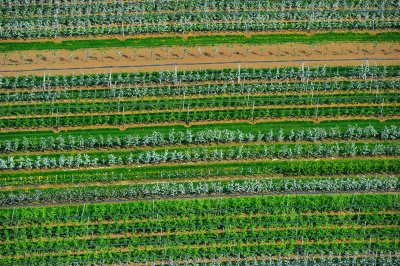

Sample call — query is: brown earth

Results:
[1,42,399,76]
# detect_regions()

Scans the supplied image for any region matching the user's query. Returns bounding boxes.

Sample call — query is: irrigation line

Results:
[1,57,399,74]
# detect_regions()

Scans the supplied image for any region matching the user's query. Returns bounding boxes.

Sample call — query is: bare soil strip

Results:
[1,42,399,76]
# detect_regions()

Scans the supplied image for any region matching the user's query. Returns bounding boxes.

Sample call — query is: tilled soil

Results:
[1,41,399,76]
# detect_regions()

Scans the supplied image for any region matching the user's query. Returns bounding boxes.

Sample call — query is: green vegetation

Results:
[1,0,400,263]
[1,193,399,264]
[0,32,399,52]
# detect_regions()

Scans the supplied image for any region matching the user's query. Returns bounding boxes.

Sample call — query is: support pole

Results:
[42,72,46,90]
[237,63,241,84]
[109,68,113,88]
[174,64,178,84]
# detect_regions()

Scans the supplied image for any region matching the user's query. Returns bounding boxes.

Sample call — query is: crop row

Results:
[1,223,397,255]
[2,201,397,235]
[2,79,397,102]
[2,176,399,205]
[3,211,398,242]
[0,65,394,89]
[2,14,399,38]
[1,158,398,187]
[2,232,398,264]
[1,0,392,9]
[2,93,397,118]
[90,251,398,266]
[2,193,397,223]
[1,124,398,153]
[2,210,397,252]
[1,104,398,129]
[0,141,398,170]
[5,8,398,24]
[0,193,398,263]
[3,0,396,17]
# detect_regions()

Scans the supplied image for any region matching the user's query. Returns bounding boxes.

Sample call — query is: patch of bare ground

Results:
[1,42,399,76]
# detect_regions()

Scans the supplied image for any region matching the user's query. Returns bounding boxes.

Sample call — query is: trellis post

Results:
[237,63,241,84]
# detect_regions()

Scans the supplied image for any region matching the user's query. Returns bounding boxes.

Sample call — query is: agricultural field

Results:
[0,0,399,265]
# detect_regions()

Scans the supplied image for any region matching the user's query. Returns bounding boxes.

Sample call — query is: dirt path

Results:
[1,42,399,76]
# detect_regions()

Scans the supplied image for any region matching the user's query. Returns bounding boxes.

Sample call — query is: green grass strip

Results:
[0,32,399,52]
